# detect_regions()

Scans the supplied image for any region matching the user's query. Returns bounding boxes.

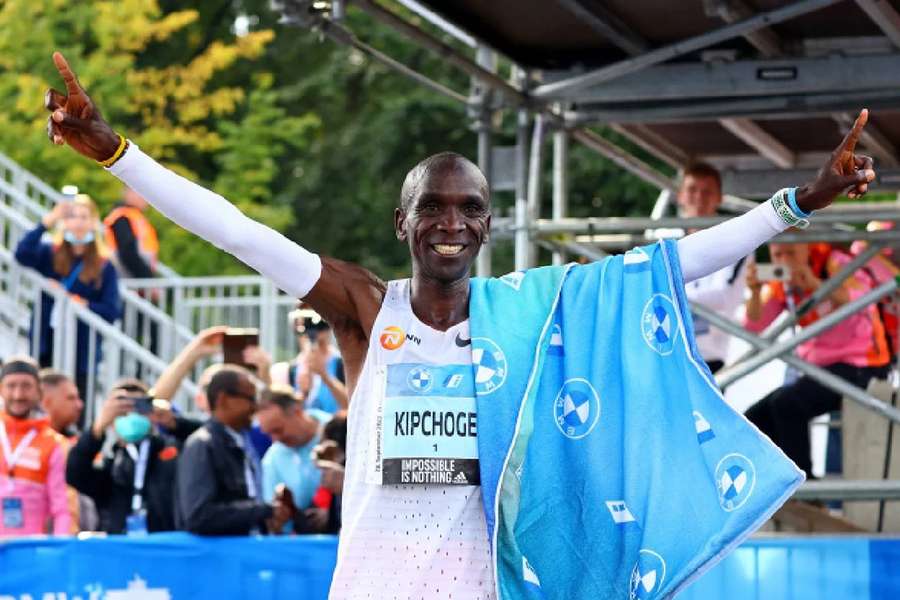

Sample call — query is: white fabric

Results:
[331,279,494,600]
[677,200,787,283]
[108,144,322,299]
[686,258,750,363]
[107,143,784,298]
[124,439,151,512]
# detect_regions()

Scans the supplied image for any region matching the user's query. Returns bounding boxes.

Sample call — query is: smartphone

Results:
[132,396,154,415]
[756,263,791,282]
[223,327,260,370]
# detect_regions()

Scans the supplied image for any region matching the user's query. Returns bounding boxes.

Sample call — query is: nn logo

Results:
[380,326,422,350]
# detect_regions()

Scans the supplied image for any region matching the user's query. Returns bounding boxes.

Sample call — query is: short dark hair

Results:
[206,365,252,410]
[111,377,149,395]
[258,385,300,412]
[400,152,488,211]
[39,369,70,388]
[0,356,40,383]
[323,413,347,453]
[682,162,722,192]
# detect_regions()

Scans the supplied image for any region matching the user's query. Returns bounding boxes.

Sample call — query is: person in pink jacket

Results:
[0,357,71,536]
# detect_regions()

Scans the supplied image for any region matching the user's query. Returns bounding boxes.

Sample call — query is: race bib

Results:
[369,363,479,486]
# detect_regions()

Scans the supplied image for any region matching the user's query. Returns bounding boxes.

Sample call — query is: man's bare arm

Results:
[45,52,382,336]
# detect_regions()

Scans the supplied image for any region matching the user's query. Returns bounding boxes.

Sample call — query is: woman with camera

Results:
[743,241,890,478]
[14,195,121,405]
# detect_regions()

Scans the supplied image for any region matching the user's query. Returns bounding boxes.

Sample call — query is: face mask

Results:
[114,413,151,443]
[63,230,95,246]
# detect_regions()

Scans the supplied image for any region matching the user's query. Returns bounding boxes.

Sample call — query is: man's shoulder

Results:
[184,422,216,449]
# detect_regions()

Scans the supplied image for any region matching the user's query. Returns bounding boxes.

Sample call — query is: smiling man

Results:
[45,52,876,599]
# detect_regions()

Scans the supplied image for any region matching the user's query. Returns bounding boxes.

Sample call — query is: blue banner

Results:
[0,533,338,600]
[0,534,897,599]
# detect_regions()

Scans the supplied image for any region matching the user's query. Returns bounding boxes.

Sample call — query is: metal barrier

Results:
[0,247,197,418]
[121,276,299,361]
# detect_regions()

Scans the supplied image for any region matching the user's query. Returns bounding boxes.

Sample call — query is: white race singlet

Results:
[330,279,495,600]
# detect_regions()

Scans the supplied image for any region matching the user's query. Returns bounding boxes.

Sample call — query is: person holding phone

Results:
[14,194,121,406]
[744,242,891,477]
[65,378,180,534]
[271,306,348,413]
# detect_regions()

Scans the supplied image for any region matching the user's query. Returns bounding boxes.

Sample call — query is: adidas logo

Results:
[453,471,468,484]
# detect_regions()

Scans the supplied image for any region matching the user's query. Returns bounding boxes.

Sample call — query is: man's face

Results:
[218,376,257,431]
[256,404,302,447]
[769,243,809,269]
[395,164,491,284]
[42,380,83,429]
[677,175,722,218]
[1,374,41,419]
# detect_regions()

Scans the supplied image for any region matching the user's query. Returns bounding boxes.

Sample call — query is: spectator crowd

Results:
[2,169,895,539]
[0,304,347,538]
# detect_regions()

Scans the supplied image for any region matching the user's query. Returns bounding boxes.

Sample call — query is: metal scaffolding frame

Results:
[279,0,900,504]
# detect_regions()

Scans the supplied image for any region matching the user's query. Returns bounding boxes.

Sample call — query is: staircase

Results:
[0,151,298,418]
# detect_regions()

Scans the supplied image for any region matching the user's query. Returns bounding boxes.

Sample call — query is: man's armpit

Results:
[304,256,386,338]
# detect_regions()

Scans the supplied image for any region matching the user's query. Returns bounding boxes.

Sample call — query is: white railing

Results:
[0,149,300,364]
[0,247,198,418]
[121,277,299,361]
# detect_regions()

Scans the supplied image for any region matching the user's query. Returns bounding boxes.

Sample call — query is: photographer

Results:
[271,305,348,414]
[65,379,179,534]
[743,242,890,477]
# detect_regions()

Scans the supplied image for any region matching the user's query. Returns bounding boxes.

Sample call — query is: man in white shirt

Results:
[678,163,750,373]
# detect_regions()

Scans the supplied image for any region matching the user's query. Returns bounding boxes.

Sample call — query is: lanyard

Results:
[0,422,37,478]
[61,261,84,291]
[125,439,150,513]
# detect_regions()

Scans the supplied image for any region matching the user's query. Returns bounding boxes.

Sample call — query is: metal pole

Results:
[714,279,898,385]
[526,115,546,268]
[730,243,886,368]
[320,21,468,104]
[514,106,531,271]
[569,129,676,192]
[532,0,843,98]
[552,125,569,266]
[352,0,527,106]
[534,211,900,234]
[694,303,900,424]
[475,45,494,278]
[794,479,900,501]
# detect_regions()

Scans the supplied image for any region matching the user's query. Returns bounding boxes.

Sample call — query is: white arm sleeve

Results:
[678,200,787,284]
[108,143,322,298]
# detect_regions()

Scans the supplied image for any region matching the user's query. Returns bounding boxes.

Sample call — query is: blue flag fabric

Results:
[469,240,804,600]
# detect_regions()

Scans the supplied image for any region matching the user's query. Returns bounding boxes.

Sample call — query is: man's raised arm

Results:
[44,52,380,330]
[677,109,876,283]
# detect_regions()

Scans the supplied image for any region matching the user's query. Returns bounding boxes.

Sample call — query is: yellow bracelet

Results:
[97,134,127,168]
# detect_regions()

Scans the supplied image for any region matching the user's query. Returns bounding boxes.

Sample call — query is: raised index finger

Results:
[52,51,83,96]
[837,108,868,158]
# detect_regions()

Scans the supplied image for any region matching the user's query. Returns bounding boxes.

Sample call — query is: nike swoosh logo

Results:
[455,333,472,347]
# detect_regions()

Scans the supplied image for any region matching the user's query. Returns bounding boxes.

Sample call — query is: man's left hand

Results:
[796,108,876,213]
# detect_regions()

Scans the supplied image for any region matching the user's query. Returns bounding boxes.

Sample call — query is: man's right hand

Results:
[187,325,229,359]
[91,394,134,440]
[46,52,121,161]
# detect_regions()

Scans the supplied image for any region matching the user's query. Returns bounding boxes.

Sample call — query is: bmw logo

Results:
[471,338,508,395]
[553,378,601,439]
[406,366,433,393]
[641,294,679,355]
[715,453,756,512]
[629,549,667,600]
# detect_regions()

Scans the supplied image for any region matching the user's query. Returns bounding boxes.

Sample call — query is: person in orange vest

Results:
[103,186,158,279]
[104,187,159,362]
[0,357,71,536]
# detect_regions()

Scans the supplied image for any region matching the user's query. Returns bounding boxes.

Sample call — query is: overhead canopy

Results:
[412,0,900,196]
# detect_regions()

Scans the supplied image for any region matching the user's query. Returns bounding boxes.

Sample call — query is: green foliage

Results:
[1,0,658,278]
